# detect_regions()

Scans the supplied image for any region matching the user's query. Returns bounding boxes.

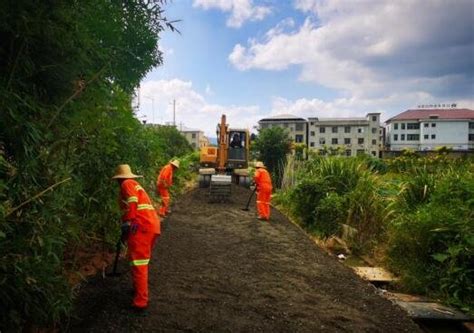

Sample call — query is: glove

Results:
[120,221,130,243]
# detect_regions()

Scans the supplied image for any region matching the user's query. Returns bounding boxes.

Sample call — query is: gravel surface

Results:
[67,185,421,332]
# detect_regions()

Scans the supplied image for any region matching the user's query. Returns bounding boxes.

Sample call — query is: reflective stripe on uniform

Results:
[135,185,143,191]
[130,259,150,266]
[137,204,155,211]
[127,196,138,203]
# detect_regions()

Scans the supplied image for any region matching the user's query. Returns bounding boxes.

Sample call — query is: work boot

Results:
[130,305,148,317]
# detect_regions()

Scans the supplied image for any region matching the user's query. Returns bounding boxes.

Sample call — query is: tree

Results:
[252,127,292,188]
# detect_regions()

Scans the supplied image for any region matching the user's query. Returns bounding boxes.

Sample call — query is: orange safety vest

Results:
[119,179,160,235]
[254,168,272,191]
[157,163,174,188]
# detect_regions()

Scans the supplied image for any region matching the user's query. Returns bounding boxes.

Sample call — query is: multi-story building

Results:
[258,114,307,144]
[180,127,209,150]
[385,108,474,151]
[307,113,381,157]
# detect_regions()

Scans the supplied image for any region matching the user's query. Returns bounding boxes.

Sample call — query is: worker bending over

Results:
[112,164,160,311]
[254,161,273,221]
[156,159,180,217]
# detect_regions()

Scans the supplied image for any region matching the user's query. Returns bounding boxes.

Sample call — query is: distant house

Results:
[258,114,307,144]
[308,113,381,157]
[180,126,209,150]
[385,108,474,151]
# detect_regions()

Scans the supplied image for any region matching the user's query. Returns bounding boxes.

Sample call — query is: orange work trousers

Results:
[157,185,170,217]
[127,227,158,308]
[256,187,272,220]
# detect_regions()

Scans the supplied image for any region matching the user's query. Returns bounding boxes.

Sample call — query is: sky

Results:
[138,0,474,136]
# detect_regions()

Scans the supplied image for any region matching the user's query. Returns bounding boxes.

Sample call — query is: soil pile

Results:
[68,185,420,332]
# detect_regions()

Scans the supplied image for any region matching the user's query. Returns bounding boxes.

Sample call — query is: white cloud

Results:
[229,1,474,102]
[193,0,272,28]
[139,79,262,135]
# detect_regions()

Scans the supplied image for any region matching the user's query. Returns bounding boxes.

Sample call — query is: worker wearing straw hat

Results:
[156,159,180,217]
[112,164,160,310]
[254,161,273,221]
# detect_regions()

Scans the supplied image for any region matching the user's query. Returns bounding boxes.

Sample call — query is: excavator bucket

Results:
[209,175,231,203]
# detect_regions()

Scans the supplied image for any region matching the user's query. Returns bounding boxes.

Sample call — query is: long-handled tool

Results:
[242,187,257,211]
[107,238,122,277]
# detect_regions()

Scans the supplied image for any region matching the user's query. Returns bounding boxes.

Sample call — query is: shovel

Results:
[242,187,257,211]
[106,238,122,277]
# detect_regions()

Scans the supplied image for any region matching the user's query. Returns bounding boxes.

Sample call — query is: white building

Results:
[307,113,381,157]
[180,127,209,150]
[385,108,474,151]
[258,114,307,144]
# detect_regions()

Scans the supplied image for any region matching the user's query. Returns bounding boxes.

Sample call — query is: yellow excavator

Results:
[198,114,250,201]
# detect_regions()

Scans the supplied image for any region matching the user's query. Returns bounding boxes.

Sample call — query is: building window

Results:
[310,122,314,126]
[192,133,196,139]
[310,131,315,137]
[407,134,419,141]
[295,123,304,131]
[319,138,326,145]
[424,134,429,139]
[424,123,429,128]
[310,142,315,147]
[283,123,289,128]
[469,134,474,141]
[401,123,406,130]
[358,138,364,144]
[344,126,351,133]
[372,139,376,145]
[407,123,420,129]
[372,116,377,122]
[431,123,436,127]
[332,126,338,133]
[401,134,405,141]
[371,128,377,134]
[344,138,351,144]
[332,138,338,144]
[320,127,326,133]
[371,151,377,156]
[356,149,365,156]
[191,142,196,148]
[394,134,398,141]
[295,135,303,143]
[345,150,351,156]
[431,134,436,139]
[394,123,398,130]
[469,122,474,129]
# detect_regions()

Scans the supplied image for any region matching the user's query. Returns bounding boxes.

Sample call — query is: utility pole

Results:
[144,96,155,124]
[173,99,176,127]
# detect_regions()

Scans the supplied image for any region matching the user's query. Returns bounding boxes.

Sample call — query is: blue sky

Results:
[138,0,474,136]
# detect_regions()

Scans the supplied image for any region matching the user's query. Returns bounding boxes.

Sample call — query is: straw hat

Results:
[255,161,266,169]
[170,159,180,168]
[111,164,143,179]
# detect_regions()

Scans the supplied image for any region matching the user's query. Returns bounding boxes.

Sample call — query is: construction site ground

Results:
[68,185,421,332]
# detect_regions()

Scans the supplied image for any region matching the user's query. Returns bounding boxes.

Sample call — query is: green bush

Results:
[0,1,185,329]
[387,172,474,311]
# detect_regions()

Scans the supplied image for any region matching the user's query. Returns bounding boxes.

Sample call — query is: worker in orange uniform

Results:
[156,159,180,217]
[253,161,273,221]
[112,164,160,311]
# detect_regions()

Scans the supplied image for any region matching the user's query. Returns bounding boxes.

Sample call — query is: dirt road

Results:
[68,185,420,332]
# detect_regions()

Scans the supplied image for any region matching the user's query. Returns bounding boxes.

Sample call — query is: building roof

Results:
[259,114,306,122]
[180,126,202,132]
[386,108,474,123]
[309,117,367,122]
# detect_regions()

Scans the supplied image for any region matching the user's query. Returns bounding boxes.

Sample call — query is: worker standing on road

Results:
[254,161,273,221]
[156,159,180,217]
[112,164,160,311]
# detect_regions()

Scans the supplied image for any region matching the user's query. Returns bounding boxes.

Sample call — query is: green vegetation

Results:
[275,153,474,311]
[251,127,292,187]
[0,1,193,329]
